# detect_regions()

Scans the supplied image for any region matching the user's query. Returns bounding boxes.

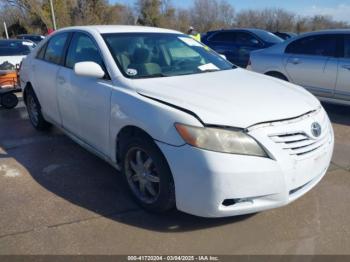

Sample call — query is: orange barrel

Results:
[0,71,18,88]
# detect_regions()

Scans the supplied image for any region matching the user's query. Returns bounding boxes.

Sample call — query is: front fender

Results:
[108,87,202,162]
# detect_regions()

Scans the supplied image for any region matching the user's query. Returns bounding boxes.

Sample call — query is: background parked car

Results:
[17,34,45,44]
[248,29,350,105]
[0,39,35,70]
[201,28,283,67]
[273,32,297,40]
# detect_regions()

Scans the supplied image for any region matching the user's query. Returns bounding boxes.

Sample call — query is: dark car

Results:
[273,32,297,40]
[202,28,283,67]
[17,34,45,44]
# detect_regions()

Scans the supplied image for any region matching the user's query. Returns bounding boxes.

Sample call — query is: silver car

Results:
[248,30,350,105]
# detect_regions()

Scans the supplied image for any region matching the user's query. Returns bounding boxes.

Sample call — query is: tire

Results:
[1,93,18,109]
[120,132,175,213]
[25,88,51,131]
[266,72,288,81]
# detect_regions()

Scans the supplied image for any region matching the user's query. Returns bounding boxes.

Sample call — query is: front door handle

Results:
[290,58,301,65]
[342,65,350,71]
[57,76,66,85]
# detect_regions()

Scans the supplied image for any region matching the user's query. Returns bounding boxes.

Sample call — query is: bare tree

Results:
[236,8,295,32]
[1,0,349,35]
[191,0,235,32]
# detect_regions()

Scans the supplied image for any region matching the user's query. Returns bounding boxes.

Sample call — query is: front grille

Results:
[270,131,329,156]
[269,110,330,157]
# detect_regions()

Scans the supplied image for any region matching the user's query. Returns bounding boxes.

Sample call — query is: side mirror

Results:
[220,54,227,60]
[250,39,260,46]
[74,61,105,78]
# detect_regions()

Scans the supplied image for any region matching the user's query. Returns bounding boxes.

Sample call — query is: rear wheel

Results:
[25,88,51,131]
[120,132,175,212]
[1,93,18,109]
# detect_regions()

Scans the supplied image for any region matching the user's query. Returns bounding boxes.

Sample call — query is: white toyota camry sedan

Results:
[19,26,334,217]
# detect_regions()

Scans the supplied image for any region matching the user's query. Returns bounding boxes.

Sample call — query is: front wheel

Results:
[120,133,175,213]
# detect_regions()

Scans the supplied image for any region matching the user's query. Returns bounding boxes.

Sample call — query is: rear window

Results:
[0,41,34,56]
[250,30,283,44]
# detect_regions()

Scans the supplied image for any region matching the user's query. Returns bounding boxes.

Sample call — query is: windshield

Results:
[251,29,283,44]
[0,41,34,56]
[103,33,235,79]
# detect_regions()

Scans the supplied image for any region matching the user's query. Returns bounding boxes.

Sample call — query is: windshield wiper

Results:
[198,69,220,73]
[132,73,168,79]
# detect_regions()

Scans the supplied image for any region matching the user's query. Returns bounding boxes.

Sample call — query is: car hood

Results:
[132,68,320,128]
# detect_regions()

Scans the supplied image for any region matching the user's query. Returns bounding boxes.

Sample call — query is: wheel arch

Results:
[22,82,34,105]
[264,71,289,81]
[115,125,155,165]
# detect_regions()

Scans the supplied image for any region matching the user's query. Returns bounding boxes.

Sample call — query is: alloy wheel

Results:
[27,95,39,126]
[125,147,161,204]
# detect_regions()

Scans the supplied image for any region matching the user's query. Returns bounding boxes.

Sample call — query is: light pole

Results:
[49,0,57,30]
[3,21,9,39]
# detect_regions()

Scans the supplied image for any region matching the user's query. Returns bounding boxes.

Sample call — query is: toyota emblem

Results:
[311,122,322,137]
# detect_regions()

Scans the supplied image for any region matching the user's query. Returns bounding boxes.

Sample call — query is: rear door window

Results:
[286,35,337,57]
[209,32,235,43]
[344,35,350,58]
[36,43,47,60]
[43,33,69,65]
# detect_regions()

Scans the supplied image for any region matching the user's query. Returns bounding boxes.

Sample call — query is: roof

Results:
[300,29,350,36]
[56,25,182,35]
[18,34,40,36]
[0,39,33,43]
[207,28,271,33]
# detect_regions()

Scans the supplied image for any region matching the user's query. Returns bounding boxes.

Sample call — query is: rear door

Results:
[335,35,350,101]
[284,34,339,98]
[32,32,69,124]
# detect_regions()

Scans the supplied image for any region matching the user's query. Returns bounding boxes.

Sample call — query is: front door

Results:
[57,32,112,155]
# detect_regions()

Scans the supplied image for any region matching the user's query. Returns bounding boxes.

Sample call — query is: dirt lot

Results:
[0,101,350,255]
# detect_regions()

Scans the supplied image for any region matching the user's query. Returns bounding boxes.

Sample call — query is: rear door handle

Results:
[57,76,66,84]
[342,65,350,71]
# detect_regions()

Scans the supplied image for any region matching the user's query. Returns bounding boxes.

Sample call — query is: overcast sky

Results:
[110,0,350,22]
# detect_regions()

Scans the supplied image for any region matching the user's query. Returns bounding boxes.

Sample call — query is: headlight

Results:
[175,123,268,157]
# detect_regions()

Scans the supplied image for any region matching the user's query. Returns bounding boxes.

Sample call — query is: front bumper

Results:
[157,108,334,217]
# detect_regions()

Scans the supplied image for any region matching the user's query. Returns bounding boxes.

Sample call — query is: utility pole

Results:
[49,0,57,30]
[3,21,9,39]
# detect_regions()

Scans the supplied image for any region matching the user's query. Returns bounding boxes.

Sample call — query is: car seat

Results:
[128,48,161,77]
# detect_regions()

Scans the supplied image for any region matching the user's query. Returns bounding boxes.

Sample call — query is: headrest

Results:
[132,48,150,64]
